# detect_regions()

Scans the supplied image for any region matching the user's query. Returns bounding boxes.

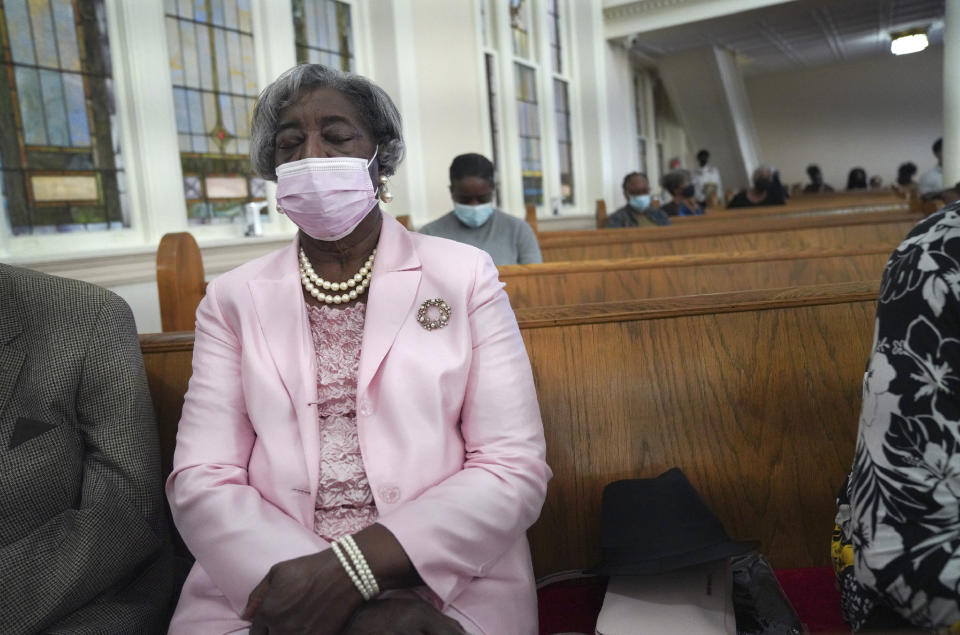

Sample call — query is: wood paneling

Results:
[520,282,877,575]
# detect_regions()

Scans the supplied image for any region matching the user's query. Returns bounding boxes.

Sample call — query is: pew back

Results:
[499,246,890,307]
[516,282,875,575]
[539,212,917,261]
[581,192,908,236]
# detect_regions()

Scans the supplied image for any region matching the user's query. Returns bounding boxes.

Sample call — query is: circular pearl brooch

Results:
[298,248,376,305]
[417,298,451,330]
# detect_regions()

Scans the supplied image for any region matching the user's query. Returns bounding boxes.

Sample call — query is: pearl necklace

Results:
[298,248,375,305]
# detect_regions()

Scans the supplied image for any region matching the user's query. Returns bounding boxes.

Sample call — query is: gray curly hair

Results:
[661,169,691,195]
[250,64,405,180]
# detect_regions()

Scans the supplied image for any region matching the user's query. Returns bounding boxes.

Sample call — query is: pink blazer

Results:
[166,214,551,634]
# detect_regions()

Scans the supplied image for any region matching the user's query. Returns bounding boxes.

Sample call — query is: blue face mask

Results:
[453,202,494,228]
[629,194,651,210]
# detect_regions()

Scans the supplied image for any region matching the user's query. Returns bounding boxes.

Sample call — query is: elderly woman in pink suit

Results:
[166,64,551,635]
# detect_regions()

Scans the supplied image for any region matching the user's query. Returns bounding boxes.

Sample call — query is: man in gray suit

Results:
[0,263,173,634]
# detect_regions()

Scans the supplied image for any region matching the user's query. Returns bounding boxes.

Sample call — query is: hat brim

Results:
[588,539,759,577]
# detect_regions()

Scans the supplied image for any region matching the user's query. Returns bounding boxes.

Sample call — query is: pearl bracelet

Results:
[331,540,372,601]
[341,534,380,596]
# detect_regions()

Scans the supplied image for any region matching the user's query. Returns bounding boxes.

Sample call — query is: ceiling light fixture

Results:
[890,28,929,55]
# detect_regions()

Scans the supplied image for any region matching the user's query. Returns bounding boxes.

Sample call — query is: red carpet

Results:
[774,567,847,633]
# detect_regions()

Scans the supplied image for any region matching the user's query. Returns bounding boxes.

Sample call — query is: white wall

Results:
[604,42,641,208]
[111,281,163,334]
[410,0,488,223]
[657,46,758,192]
[747,46,944,190]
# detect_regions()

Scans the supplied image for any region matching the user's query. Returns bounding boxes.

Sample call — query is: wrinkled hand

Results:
[243,550,363,635]
[340,599,467,635]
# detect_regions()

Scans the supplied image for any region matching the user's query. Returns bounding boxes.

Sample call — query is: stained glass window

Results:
[165,0,264,225]
[292,0,353,71]
[509,0,531,60]
[0,0,128,235]
[553,78,573,205]
[515,63,541,206]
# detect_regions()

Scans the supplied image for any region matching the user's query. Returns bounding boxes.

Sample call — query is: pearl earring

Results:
[378,175,393,204]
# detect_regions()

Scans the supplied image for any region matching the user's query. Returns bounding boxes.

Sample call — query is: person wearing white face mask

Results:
[605,172,671,228]
[418,154,542,266]
[166,65,551,635]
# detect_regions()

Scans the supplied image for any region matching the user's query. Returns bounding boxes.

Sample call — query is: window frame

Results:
[480,0,580,218]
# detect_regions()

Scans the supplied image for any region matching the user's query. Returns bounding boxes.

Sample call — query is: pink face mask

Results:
[275,147,379,241]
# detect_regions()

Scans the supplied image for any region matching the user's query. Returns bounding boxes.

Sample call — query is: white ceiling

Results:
[626,0,945,76]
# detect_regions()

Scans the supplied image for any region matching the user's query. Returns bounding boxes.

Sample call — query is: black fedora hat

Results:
[590,468,758,576]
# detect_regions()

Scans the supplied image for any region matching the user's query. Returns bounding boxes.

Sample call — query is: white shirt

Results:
[918,164,943,195]
[692,165,723,201]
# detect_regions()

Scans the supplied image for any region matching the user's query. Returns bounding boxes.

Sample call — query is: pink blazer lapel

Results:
[248,239,320,503]
[358,214,421,396]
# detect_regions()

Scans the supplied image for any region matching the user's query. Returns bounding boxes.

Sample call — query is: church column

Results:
[944,0,960,186]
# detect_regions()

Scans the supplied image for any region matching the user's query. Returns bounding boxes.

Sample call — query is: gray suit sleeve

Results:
[0,295,173,635]
[516,221,543,264]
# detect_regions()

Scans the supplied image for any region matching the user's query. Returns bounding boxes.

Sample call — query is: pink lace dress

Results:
[307,301,379,542]
[305,301,475,630]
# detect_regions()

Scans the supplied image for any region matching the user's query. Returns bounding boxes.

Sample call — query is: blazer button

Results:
[379,485,401,504]
[359,399,372,417]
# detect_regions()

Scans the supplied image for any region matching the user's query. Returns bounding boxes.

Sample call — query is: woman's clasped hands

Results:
[242,550,467,634]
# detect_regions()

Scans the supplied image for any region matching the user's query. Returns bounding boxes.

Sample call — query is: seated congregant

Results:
[0,264,174,633]
[166,64,551,634]
[919,137,943,199]
[418,153,542,265]
[834,202,960,632]
[660,169,704,217]
[727,166,785,208]
[846,167,868,191]
[803,164,834,193]
[893,162,918,197]
[606,172,671,228]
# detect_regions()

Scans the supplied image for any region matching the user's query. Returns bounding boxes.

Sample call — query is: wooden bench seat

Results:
[141,280,874,575]
[499,245,890,308]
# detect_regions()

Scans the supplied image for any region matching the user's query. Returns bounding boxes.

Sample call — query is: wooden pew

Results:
[538,211,918,261]
[499,246,891,308]
[156,212,908,328]
[525,203,537,234]
[538,207,914,246]
[575,191,908,236]
[594,199,607,229]
[141,280,875,574]
[517,281,875,574]
[673,195,907,223]
[157,233,206,332]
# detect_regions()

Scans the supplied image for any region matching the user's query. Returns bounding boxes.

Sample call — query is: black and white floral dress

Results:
[835,204,960,631]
